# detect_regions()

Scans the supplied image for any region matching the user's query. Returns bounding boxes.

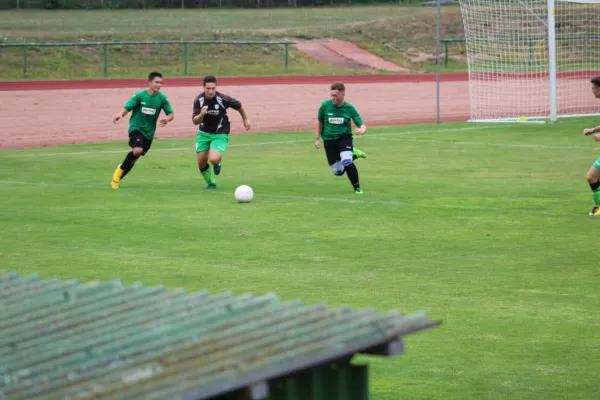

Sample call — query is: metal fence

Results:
[441,36,600,67]
[0,40,296,79]
[0,0,422,9]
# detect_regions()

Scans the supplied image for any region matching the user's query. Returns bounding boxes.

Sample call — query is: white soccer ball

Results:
[235,185,254,203]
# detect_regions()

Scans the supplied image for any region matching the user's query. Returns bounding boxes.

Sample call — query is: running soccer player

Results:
[111,71,174,189]
[583,76,600,216]
[315,82,368,194]
[192,75,251,189]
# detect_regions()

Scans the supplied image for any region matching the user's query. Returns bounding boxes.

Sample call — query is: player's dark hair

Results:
[330,82,345,92]
[148,71,163,81]
[204,75,218,86]
[592,76,600,87]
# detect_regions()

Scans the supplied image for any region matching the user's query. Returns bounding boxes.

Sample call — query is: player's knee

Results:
[331,161,344,176]
[132,148,144,157]
[196,156,207,168]
[588,170,600,188]
[340,151,353,167]
[586,169,599,183]
[209,155,221,165]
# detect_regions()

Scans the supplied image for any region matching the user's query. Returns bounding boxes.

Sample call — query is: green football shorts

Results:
[594,157,600,170]
[195,131,229,154]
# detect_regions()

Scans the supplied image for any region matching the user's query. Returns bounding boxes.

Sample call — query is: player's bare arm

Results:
[355,124,367,136]
[584,125,600,135]
[315,121,323,149]
[192,106,209,125]
[237,107,251,131]
[159,113,174,127]
[113,108,130,123]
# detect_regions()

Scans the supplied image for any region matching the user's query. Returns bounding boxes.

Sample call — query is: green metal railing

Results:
[441,36,600,67]
[440,38,465,67]
[0,40,296,78]
[441,37,547,67]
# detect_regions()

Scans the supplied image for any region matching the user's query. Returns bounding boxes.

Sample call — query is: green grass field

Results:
[1,120,599,399]
[0,6,467,79]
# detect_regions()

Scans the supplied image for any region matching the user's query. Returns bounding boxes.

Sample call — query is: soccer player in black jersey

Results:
[192,75,251,189]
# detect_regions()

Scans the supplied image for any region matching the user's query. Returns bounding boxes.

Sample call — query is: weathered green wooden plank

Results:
[79,307,369,399]
[0,280,122,333]
[0,287,158,362]
[189,312,392,379]
[0,288,191,360]
[18,297,288,400]
[156,311,436,400]
[4,292,278,391]
[393,310,440,336]
[89,291,277,358]
[0,278,63,301]
[196,308,374,365]
[30,308,280,399]
[0,272,20,283]
[81,292,276,358]
[11,306,430,397]
[3,291,214,399]
[75,291,247,353]
[0,280,126,347]
[16,290,270,388]
[0,277,78,302]
[0,282,159,346]
[0,278,118,310]
[1,290,239,380]
[19,288,200,351]
[289,315,406,356]
[1,274,440,400]
[153,353,338,400]
[156,303,332,361]
[108,312,427,400]
[160,305,349,367]
[0,284,162,368]
[0,274,38,291]
[149,303,330,372]
[27,299,305,400]
[261,317,412,367]
[0,280,81,322]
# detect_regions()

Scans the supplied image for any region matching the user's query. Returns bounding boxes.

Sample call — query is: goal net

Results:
[458,0,600,123]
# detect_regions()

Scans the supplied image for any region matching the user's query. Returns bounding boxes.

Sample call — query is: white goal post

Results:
[458,0,600,123]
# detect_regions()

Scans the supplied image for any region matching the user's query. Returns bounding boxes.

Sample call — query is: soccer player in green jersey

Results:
[583,76,600,216]
[315,82,368,194]
[111,71,174,189]
[192,75,251,189]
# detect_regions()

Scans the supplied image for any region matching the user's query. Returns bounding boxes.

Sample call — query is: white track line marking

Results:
[1,126,504,158]
[364,136,598,150]
[3,123,596,158]
[0,180,583,217]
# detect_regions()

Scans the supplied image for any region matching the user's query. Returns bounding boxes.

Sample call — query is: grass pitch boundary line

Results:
[363,136,598,150]
[1,126,505,158]
[0,179,583,217]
